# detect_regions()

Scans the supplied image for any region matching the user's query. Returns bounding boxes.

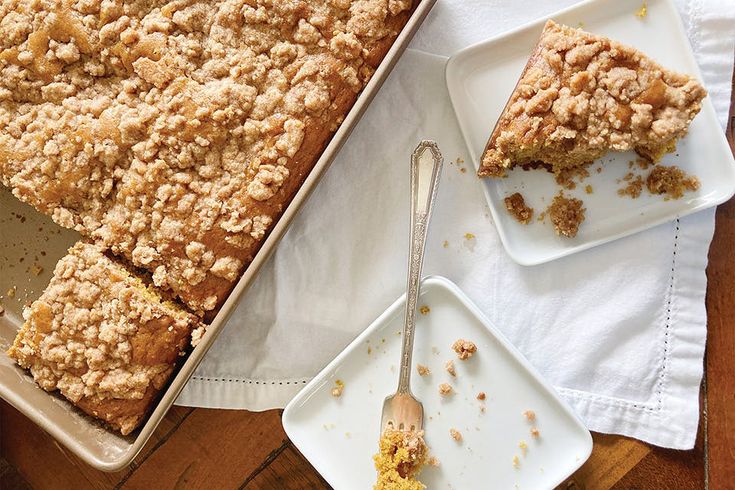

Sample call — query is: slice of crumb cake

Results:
[479,20,707,178]
[8,242,202,435]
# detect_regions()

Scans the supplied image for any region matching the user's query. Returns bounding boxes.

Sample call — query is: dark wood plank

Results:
[704,54,735,490]
[0,456,32,490]
[242,442,330,490]
[0,399,192,489]
[562,433,650,489]
[120,409,286,489]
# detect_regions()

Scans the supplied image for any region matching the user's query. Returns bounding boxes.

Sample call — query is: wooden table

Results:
[1,55,733,490]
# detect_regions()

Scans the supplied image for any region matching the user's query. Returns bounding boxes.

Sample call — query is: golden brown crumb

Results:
[6,287,16,298]
[419,305,430,315]
[524,410,537,422]
[596,167,603,174]
[519,440,528,456]
[450,428,462,442]
[618,175,645,198]
[331,379,345,398]
[30,264,43,276]
[368,346,373,355]
[547,193,585,238]
[504,193,534,224]
[646,166,700,199]
[637,158,653,170]
[445,360,456,377]
[555,165,590,190]
[530,427,541,438]
[464,233,476,240]
[477,392,486,401]
[427,456,440,467]
[442,240,449,248]
[636,1,648,18]
[417,364,430,376]
[513,455,521,468]
[374,428,429,490]
[438,383,453,396]
[452,339,477,360]
[585,185,593,194]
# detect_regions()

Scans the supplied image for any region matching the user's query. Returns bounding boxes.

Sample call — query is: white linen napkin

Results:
[176,0,734,450]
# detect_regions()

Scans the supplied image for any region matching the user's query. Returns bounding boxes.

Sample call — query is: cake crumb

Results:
[419,305,431,315]
[452,339,477,360]
[438,383,453,396]
[618,174,645,198]
[636,158,653,170]
[331,379,345,397]
[504,192,534,224]
[646,166,700,199]
[636,1,648,18]
[519,440,528,456]
[555,165,590,190]
[585,185,593,194]
[450,428,462,442]
[530,427,541,438]
[464,233,476,240]
[417,364,430,376]
[427,456,440,467]
[547,193,585,238]
[6,287,16,298]
[445,360,456,377]
[442,240,449,248]
[368,346,373,355]
[524,410,536,422]
[30,264,44,276]
[477,392,486,401]
[513,455,521,469]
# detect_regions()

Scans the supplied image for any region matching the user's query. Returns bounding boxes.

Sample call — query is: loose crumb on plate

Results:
[7,287,16,298]
[331,379,345,398]
[450,428,463,442]
[419,305,430,315]
[646,165,700,199]
[438,383,453,396]
[585,184,593,194]
[445,360,456,377]
[555,165,590,190]
[513,455,521,469]
[427,456,440,467]
[477,392,486,401]
[547,192,585,238]
[636,1,648,18]
[442,240,449,248]
[464,232,476,240]
[524,410,537,422]
[504,192,534,224]
[452,339,477,360]
[519,440,528,456]
[531,427,541,438]
[417,364,430,376]
[618,174,644,198]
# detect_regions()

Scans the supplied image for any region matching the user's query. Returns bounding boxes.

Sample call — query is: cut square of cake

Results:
[7,242,202,435]
[479,20,707,178]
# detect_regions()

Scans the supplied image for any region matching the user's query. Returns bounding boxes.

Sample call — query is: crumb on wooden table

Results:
[646,165,700,199]
[450,428,462,442]
[504,192,534,224]
[331,379,345,397]
[445,360,456,377]
[417,364,430,376]
[524,410,536,422]
[477,392,486,401]
[419,305,430,315]
[547,192,585,238]
[438,383,453,396]
[452,339,477,360]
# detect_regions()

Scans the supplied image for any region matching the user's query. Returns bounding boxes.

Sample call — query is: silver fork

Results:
[380,140,444,434]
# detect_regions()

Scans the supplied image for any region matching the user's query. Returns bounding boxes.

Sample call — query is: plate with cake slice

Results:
[445,0,735,265]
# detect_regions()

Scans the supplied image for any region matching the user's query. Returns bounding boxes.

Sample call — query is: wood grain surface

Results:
[0,40,732,490]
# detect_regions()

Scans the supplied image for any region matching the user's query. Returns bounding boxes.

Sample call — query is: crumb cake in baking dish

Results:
[0,0,414,313]
[0,0,416,433]
[479,20,707,178]
[8,242,202,435]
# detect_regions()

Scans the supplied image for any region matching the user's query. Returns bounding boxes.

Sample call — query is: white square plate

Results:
[445,0,735,265]
[283,276,592,489]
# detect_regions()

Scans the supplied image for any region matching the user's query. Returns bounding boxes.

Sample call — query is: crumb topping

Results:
[480,20,706,178]
[438,382,453,396]
[449,428,462,442]
[445,360,456,377]
[504,192,534,224]
[547,192,585,238]
[451,338,477,360]
[416,364,430,376]
[618,173,645,198]
[646,165,700,199]
[374,428,428,490]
